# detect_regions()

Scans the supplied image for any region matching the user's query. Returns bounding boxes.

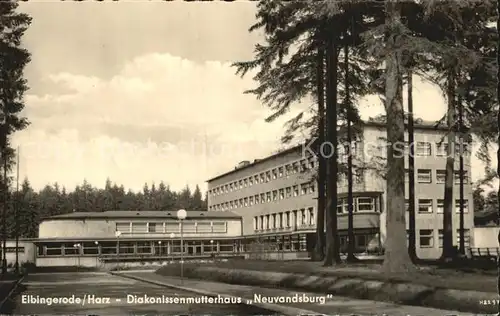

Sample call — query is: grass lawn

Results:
[156,259,498,293]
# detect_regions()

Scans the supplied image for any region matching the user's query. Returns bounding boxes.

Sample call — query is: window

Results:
[285,212,290,227]
[455,142,468,156]
[418,199,433,213]
[260,173,265,183]
[293,162,300,174]
[309,157,316,169]
[249,196,254,206]
[137,241,152,254]
[260,193,266,203]
[355,235,367,248]
[148,223,159,233]
[278,213,283,228]
[239,180,243,189]
[278,167,284,177]
[437,143,448,156]
[249,177,253,186]
[116,222,130,234]
[266,192,271,202]
[337,199,347,214]
[265,215,270,229]
[272,190,278,201]
[300,209,306,226]
[82,242,98,255]
[255,175,260,184]
[279,189,284,199]
[419,229,434,247]
[417,169,432,183]
[265,172,271,182]
[285,164,292,176]
[229,183,234,192]
[416,142,431,156]
[229,201,234,209]
[436,170,446,184]
[253,217,258,230]
[300,160,308,171]
[196,222,211,233]
[437,199,444,213]
[354,169,363,183]
[254,195,260,204]
[456,229,471,247]
[63,243,80,255]
[309,183,315,194]
[100,241,117,255]
[243,179,248,187]
[357,197,375,212]
[165,222,180,233]
[286,187,292,198]
[212,222,227,233]
[272,169,277,180]
[239,199,244,207]
[293,185,299,197]
[301,184,308,195]
[244,197,248,207]
[455,199,469,213]
[308,208,315,225]
[454,171,469,184]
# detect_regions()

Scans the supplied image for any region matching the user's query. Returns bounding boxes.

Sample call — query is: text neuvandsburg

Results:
[253,294,327,305]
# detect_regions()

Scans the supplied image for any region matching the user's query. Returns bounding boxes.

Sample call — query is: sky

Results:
[12,1,497,193]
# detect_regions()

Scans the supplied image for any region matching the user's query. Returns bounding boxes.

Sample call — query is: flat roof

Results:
[206,119,450,182]
[44,210,241,221]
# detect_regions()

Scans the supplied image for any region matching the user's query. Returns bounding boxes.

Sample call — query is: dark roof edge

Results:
[206,120,450,182]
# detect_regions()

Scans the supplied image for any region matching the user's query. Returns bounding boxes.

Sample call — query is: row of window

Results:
[407,169,469,184]
[209,157,316,197]
[408,199,469,214]
[337,197,378,213]
[39,240,238,256]
[253,208,316,231]
[381,140,469,157]
[115,221,227,234]
[210,139,470,198]
[209,182,316,212]
[417,229,471,248]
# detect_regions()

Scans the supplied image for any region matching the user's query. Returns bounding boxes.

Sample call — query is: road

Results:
[11,272,271,315]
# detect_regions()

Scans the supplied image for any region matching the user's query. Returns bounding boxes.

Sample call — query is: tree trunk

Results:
[381,1,415,274]
[324,33,341,266]
[496,0,500,301]
[458,92,465,256]
[313,46,326,262]
[441,69,456,262]
[497,0,500,305]
[407,70,417,263]
[345,32,356,263]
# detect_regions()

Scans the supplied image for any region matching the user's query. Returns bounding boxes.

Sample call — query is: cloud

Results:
[15,53,297,192]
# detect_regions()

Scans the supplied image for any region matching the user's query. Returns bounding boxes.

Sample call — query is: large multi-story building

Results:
[206,120,474,259]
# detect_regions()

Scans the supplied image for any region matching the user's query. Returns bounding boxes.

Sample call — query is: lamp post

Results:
[210,240,214,261]
[169,233,175,264]
[115,231,121,270]
[94,241,99,268]
[73,243,81,270]
[177,209,187,285]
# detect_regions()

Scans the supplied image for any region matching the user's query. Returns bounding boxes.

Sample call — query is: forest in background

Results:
[9,178,207,239]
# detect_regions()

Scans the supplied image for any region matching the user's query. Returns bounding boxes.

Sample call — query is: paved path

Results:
[121,271,476,316]
[12,272,271,315]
